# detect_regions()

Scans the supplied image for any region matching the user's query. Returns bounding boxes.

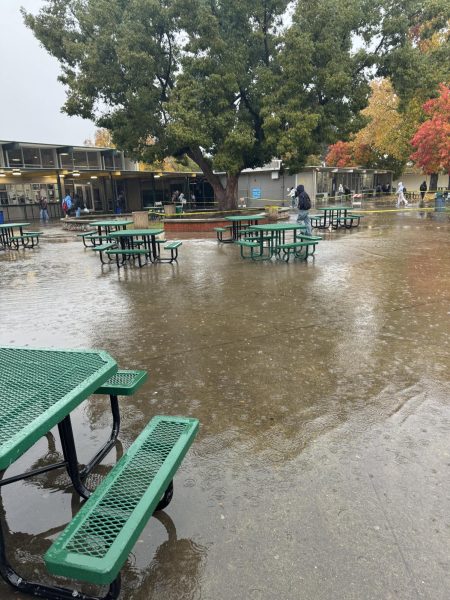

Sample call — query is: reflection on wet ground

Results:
[0,208,449,599]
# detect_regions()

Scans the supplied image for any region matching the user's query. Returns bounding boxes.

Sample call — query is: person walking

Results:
[74,193,83,218]
[295,184,312,235]
[39,195,49,224]
[116,191,125,214]
[419,180,427,202]
[288,187,296,208]
[62,192,72,217]
[396,182,408,207]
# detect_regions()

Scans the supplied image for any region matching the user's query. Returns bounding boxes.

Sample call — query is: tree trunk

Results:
[186,146,239,210]
[210,175,239,210]
[429,173,438,191]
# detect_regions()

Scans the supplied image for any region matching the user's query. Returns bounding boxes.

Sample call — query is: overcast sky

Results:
[0,0,95,145]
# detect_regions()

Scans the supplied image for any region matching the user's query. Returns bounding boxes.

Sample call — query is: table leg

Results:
[79,395,120,479]
[57,416,92,499]
[0,491,121,599]
[151,235,158,261]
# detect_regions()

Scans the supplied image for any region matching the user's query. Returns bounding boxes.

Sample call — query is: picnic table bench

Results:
[339,213,365,228]
[9,231,43,249]
[0,347,199,600]
[45,415,199,588]
[214,225,233,243]
[77,230,98,247]
[276,235,322,262]
[92,241,118,264]
[158,240,182,263]
[312,207,364,230]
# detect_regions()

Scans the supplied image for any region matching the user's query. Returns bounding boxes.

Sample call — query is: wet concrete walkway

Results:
[0,208,449,599]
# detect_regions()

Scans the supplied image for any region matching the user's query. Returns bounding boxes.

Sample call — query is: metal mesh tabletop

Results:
[248,223,307,231]
[0,347,117,470]
[0,223,30,229]
[107,229,164,237]
[88,220,134,227]
[225,214,265,221]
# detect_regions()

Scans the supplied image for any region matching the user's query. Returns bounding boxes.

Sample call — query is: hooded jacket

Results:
[295,185,311,210]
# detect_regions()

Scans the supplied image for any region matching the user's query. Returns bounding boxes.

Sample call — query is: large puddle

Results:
[0,209,449,599]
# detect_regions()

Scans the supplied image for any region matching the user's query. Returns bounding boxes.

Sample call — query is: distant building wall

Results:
[238,171,296,204]
[396,173,448,192]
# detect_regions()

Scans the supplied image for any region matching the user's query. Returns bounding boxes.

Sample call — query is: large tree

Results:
[25,0,446,208]
[411,84,450,189]
[326,79,423,177]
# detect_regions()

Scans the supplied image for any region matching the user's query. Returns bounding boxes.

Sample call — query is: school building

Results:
[6,138,445,220]
[0,140,211,221]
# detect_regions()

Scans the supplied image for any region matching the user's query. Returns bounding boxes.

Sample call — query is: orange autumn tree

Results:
[410,84,450,190]
[325,141,354,167]
[326,79,421,176]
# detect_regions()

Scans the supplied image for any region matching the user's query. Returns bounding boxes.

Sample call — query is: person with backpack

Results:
[295,184,312,235]
[396,182,408,207]
[62,192,72,217]
[419,180,427,202]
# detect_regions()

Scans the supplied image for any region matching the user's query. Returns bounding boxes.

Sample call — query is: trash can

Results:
[132,211,149,228]
[175,204,183,214]
[0,211,4,225]
[434,192,445,212]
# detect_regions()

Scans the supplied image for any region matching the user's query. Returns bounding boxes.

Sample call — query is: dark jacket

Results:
[420,181,427,192]
[295,185,311,210]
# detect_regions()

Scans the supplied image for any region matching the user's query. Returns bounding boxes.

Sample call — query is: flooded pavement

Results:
[0,208,449,600]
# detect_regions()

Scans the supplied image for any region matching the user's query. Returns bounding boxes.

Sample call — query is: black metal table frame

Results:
[249,226,307,260]
[229,218,262,241]
[316,207,351,229]
[0,395,124,600]
[111,233,161,265]
[0,225,27,250]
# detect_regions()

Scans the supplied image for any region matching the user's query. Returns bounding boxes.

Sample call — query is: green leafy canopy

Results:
[23,0,450,207]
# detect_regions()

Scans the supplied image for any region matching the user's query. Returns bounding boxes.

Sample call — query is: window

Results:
[73,151,89,168]
[41,148,55,167]
[23,147,41,167]
[103,153,114,169]
[87,151,100,169]
[59,154,74,169]
[0,184,8,205]
[7,148,23,167]
[113,154,122,170]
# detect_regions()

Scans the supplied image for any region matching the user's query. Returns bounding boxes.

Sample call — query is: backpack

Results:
[298,191,311,210]
[62,200,68,212]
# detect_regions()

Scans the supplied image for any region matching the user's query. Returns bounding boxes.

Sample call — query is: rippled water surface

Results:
[1,209,449,599]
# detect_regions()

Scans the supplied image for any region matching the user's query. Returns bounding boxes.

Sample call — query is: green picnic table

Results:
[0,222,31,249]
[89,219,134,236]
[315,206,353,229]
[0,346,198,599]
[224,213,266,241]
[107,228,164,263]
[232,222,309,260]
